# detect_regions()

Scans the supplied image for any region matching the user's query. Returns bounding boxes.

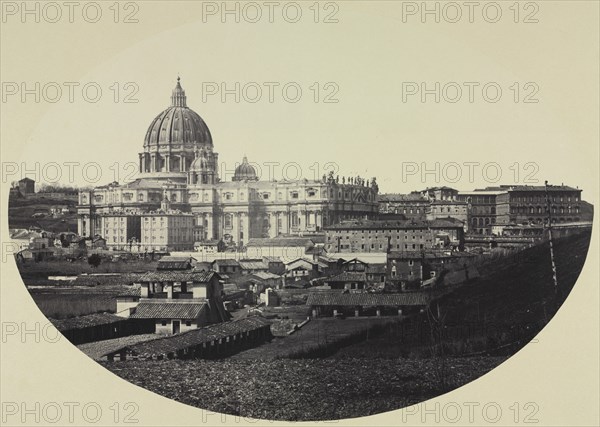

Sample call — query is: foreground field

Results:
[231,317,401,360]
[101,357,505,421]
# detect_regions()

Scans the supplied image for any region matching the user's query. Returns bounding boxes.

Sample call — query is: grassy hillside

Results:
[9,195,78,233]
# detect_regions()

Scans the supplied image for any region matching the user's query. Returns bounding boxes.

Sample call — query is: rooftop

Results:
[129,300,208,319]
[104,317,271,358]
[325,218,464,230]
[136,271,218,283]
[306,292,430,307]
[246,237,315,247]
[51,313,124,332]
[379,193,429,202]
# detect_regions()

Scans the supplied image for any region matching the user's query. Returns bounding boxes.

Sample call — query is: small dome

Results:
[190,150,212,172]
[233,156,258,182]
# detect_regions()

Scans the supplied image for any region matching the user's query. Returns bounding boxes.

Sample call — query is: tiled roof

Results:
[325,218,463,230]
[157,260,192,270]
[379,193,428,202]
[479,185,580,193]
[253,271,280,280]
[430,200,467,205]
[136,271,217,283]
[239,261,269,270]
[306,292,429,307]
[195,240,220,246]
[246,237,314,247]
[51,313,124,332]
[366,264,387,274]
[107,317,271,358]
[387,251,473,260]
[130,300,207,319]
[212,259,240,267]
[160,256,197,262]
[326,272,367,283]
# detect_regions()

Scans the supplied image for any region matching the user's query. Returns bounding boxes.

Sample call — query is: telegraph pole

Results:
[544,181,559,300]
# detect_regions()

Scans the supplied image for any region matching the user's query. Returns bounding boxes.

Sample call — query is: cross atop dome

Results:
[171,76,187,107]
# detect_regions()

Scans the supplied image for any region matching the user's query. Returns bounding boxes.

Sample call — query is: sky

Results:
[2,1,598,202]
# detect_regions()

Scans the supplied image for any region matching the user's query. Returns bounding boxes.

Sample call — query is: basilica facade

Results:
[77,79,379,251]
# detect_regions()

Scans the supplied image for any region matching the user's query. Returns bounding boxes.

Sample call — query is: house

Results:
[194,239,225,254]
[86,235,107,249]
[228,272,282,300]
[284,258,327,280]
[193,261,214,272]
[386,251,473,290]
[245,237,315,260]
[211,259,241,275]
[222,283,251,309]
[342,258,369,272]
[366,264,387,285]
[18,177,35,194]
[306,292,430,317]
[325,271,368,292]
[9,229,42,251]
[69,237,87,249]
[118,270,229,334]
[262,256,286,275]
[30,235,54,250]
[157,255,196,271]
[239,259,270,275]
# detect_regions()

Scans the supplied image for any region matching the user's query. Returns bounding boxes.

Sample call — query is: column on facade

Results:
[241,213,249,244]
[302,209,308,231]
[282,209,289,235]
[138,154,144,173]
[165,154,171,172]
[268,213,277,238]
[315,211,322,231]
[150,154,156,172]
[232,213,240,245]
[206,213,214,240]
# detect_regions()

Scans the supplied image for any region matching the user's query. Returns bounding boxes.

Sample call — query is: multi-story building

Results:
[457,189,508,235]
[419,186,459,201]
[117,270,228,334]
[426,200,469,228]
[380,187,469,231]
[324,218,465,253]
[493,185,583,225]
[78,78,379,250]
[378,193,429,220]
[459,185,584,235]
[100,209,194,252]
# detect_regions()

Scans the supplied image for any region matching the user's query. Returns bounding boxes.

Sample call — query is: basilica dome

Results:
[143,78,212,148]
[233,156,258,182]
[138,78,214,180]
